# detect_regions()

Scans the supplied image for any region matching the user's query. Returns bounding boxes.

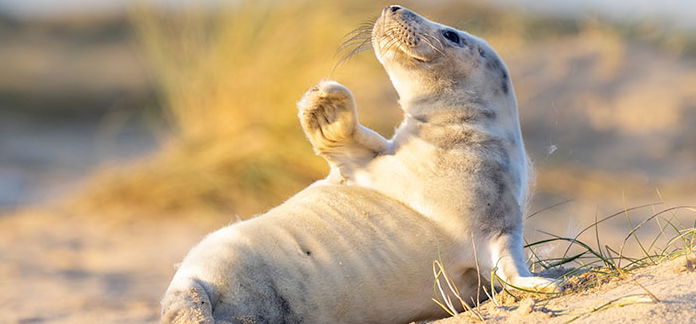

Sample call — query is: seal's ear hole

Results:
[478,48,486,58]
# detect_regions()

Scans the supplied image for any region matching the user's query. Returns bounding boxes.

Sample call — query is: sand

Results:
[0,209,214,323]
[1,209,694,324]
[432,255,696,324]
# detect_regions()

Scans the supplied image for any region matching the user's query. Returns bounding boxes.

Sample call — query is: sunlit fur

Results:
[161,6,558,324]
[162,185,481,323]
[299,5,558,294]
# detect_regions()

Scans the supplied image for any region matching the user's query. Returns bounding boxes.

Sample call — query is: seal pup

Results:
[298,5,558,292]
[161,6,558,324]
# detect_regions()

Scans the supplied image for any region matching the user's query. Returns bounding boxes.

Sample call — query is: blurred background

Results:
[0,0,694,322]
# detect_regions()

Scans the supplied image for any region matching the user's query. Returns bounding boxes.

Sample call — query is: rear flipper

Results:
[161,278,227,324]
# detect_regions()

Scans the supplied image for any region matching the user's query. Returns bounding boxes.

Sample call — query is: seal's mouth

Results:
[372,5,439,63]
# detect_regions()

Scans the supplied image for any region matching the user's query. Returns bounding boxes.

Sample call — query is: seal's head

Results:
[372,6,513,109]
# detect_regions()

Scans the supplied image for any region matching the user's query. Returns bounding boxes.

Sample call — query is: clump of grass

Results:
[77,0,384,217]
[433,204,696,321]
[432,259,485,321]
[78,0,578,218]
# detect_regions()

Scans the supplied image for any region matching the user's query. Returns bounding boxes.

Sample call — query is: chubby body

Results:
[161,185,481,323]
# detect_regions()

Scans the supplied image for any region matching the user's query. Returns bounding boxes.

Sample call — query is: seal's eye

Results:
[442,30,460,45]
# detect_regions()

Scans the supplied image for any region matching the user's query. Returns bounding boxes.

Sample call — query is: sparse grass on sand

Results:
[431,204,696,324]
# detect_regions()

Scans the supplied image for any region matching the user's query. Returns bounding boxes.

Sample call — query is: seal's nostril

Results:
[389,5,401,13]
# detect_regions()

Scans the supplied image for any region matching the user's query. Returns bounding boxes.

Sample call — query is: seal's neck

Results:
[399,88,525,146]
[403,90,515,123]
[403,94,490,124]
[385,64,456,104]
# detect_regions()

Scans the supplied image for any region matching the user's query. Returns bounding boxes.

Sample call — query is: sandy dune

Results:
[433,256,696,324]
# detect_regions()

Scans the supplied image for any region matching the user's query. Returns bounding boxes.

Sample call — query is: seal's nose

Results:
[385,5,401,14]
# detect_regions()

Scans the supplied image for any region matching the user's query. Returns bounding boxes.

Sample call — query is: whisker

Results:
[384,38,401,55]
[380,36,399,53]
[333,36,373,72]
[339,18,376,39]
[336,20,377,56]
[377,28,402,52]
[335,19,439,72]
[341,27,372,41]
[337,36,371,53]
[420,34,446,56]
[423,33,444,48]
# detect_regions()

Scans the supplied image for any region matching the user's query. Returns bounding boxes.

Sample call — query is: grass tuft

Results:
[432,204,696,321]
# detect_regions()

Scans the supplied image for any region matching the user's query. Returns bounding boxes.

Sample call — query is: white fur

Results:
[162,185,479,323]
[298,6,558,292]
[162,6,558,324]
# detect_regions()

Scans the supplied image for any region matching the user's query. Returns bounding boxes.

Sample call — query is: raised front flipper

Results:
[297,80,389,184]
